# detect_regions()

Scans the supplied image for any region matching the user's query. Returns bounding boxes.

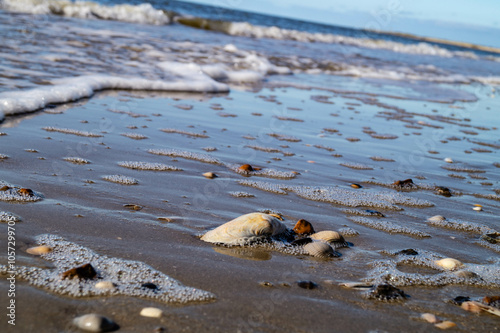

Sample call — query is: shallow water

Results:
[1,1,500,332]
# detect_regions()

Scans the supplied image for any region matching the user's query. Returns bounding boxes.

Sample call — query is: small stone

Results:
[365,209,385,217]
[453,270,479,279]
[427,215,446,223]
[444,157,453,163]
[140,307,163,318]
[461,301,482,313]
[435,186,452,197]
[482,232,500,244]
[203,172,218,179]
[239,164,256,172]
[368,284,408,301]
[259,281,273,287]
[62,263,97,280]
[18,188,34,196]
[297,280,318,289]
[392,178,414,188]
[421,313,439,324]
[123,204,143,211]
[435,258,463,271]
[95,281,116,290]
[26,245,52,255]
[153,327,166,333]
[157,217,173,222]
[450,296,470,306]
[141,283,158,290]
[435,321,456,329]
[350,183,362,189]
[293,219,315,235]
[473,206,483,211]
[0,185,11,191]
[73,313,117,332]
[395,249,418,256]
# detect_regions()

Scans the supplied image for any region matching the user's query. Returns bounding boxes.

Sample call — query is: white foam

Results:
[118,161,182,172]
[102,175,138,185]
[0,74,228,117]
[0,234,215,303]
[147,148,222,165]
[63,157,91,164]
[348,216,431,238]
[0,211,21,223]
[1,0,170,25]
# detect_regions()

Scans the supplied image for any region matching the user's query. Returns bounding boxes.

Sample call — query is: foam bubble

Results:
[441,165,486,173]
[339,163,374,170]
[0,234,215,303]
[118,161,182,172]
[338,227,360,237]
[367,249,500,287]
[348,216,431,238]
[102,175,138,185]
[238,180,288,195]
[426,217,495,234]
[0,183,43,202]
[147,149,222,165]
[160,128,209,138]
[42,127,103,138]
[121,133,148,140]
[229,191,255,198]
[63,157,91,164]
[227,164,297,179]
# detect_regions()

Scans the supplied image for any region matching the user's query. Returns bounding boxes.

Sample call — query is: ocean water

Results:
[1,1,500,332]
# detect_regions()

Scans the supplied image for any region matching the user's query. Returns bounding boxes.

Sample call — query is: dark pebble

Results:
[392,179,415,188]
[369,284,409,301]
[365,209,385,217]
[141,283,158,290]
[450,296,470,306]
[297,280,318,290]
[62,263,97,280]
[435,186,452,197]
[395,249,419,256]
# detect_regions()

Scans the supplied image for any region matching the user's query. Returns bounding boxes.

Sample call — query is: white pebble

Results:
[140,307,163,318]
[435,258,463,271]
[95,281,116,290]
[444,157,453,163]
[203,172,217,179]
[473,206,482,211]
[427,215,446,223]
[73,314,116,332]
[421,313,439,324]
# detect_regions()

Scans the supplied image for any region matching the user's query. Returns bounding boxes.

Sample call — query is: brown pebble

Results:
[239,164,260,172]
[461,301,482,314]
[434,321,456,329]
[293,219,315,235]
[0,185,11,191]
[421,313,440,324]
[62,263,97,280]
[203,172,218,179]
[483,296,500,306]
[350,183,362,189]
[393,179,414,187]
[26,246,53,255]
[123,204,143,211]
[18,188,34,196]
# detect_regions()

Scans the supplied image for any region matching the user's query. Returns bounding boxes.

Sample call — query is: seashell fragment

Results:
[434,321,456,329]
[62,263,97,280]
[203,172,218,179]
[200,213,288,245]
[0,186,11,191]
[453,270,479,279]
[473,205,482,211]
[310,231,348,248]
[293,219,315,235]
[461,301,482,313]
[26,245,52,255]
[123,204,142,211]
[72,313,118,332]
[421,313,439,324]
[95,281,116,290]
[304,241,339,258]
[140,307,163,318]
[444,157,453,163]
[435,258,463,271]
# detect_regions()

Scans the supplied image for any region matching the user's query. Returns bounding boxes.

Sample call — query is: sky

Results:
[179,0,500,47]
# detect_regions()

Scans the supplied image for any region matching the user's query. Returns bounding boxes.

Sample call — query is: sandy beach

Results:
[1,1,500,332]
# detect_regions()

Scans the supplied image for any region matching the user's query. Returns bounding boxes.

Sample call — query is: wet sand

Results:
[1,78,500,332]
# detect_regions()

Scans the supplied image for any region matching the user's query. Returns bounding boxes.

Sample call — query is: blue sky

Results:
[180,0,500,47]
